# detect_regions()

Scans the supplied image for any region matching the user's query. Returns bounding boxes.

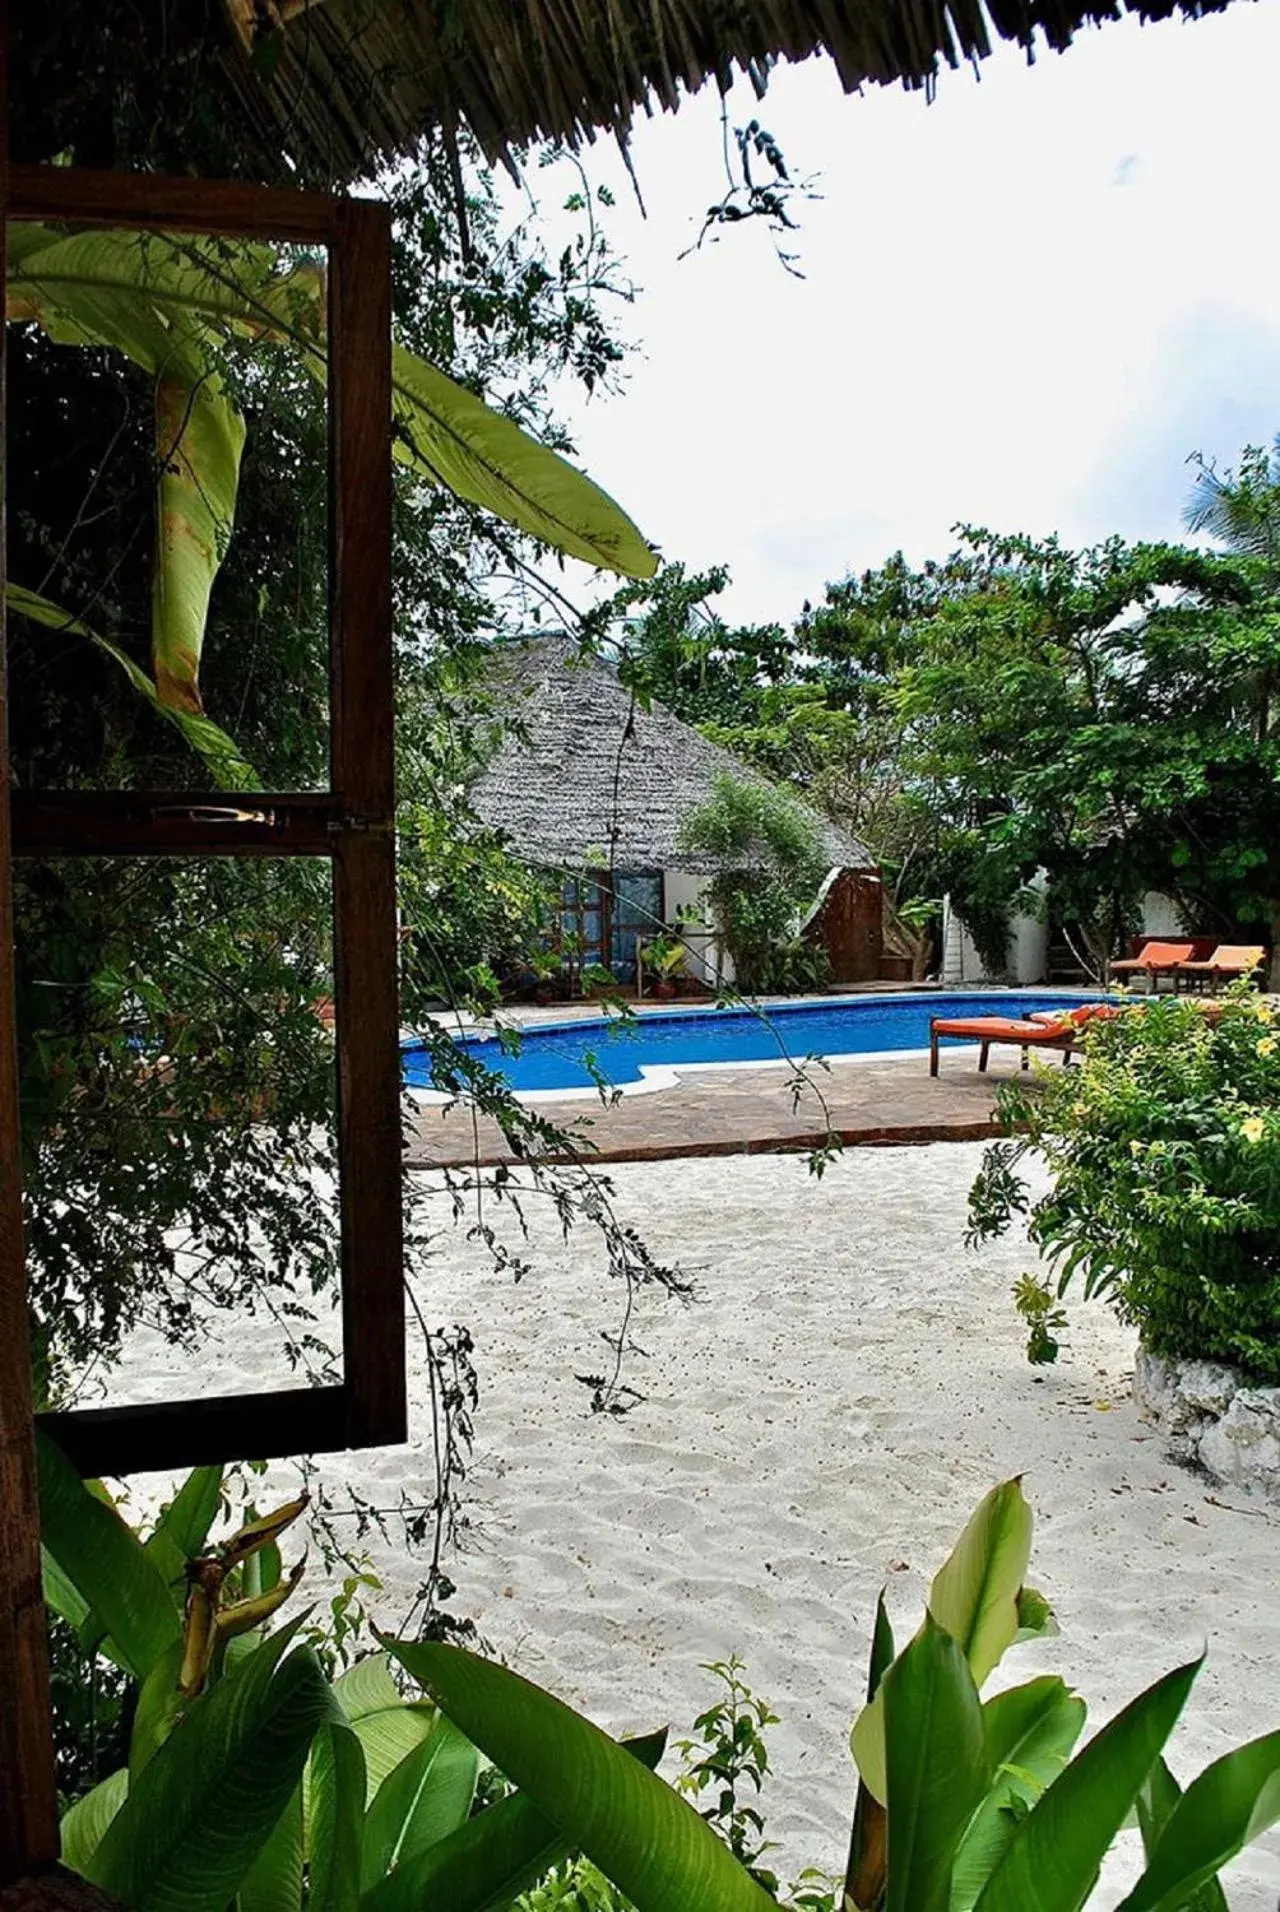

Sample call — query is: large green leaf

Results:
[950,1677,1087,1912]
[360,1716,479,1892]
[845,1593,896,1911]
[36,1432,182,1683]
[380,1637,775,1912]
[10,225,656,583]
[308,1714,367,1912]
[152,376,246,713]
[883,1614,991,1912]
[1118,1729,1280,1912]
[130,1642,188,1782]
[1134,1761,1227,1912]
[88,1627,331,1911]
[332,1654,436,1802]
[6,584,255,787]
[388,345,654,576]
[78,1465,224,1663]
[853,1481,1034,1808]
[973,1658,1202,1912]
[60,1768,129,1875]
[928,1480,1034,1687]
[146,1467,225,1587]
[239,1785,304,1912]
[361,1729,668,1912]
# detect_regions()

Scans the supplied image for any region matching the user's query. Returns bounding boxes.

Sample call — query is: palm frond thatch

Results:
[469,635,874,876]
[220,0,1237,179]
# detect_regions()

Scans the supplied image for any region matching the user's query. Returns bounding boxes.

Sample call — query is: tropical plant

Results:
[410,1480,1280,1912]
[680,775,829,995]
[639,933,687,985]
[6,220,653,758]
[37,1433,669,1911]
[967,991,1280,1382]
[37,1447,1280,1910]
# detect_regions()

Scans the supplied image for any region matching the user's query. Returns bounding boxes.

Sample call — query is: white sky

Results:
[532,0,1280,626]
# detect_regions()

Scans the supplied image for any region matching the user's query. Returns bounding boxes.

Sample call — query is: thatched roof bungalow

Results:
[469,635,875,981]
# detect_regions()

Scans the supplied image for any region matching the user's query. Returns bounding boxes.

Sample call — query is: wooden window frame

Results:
[2,163,406,1478]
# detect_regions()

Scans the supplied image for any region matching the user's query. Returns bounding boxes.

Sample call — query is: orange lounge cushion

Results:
[1028,1004,1122,1031]
[1176,945,1265,974]
[1109,942,1196,970]
[931,1016,1072,1041]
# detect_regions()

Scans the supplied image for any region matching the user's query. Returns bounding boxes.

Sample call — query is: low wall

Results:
[1134,1348,1280,1501]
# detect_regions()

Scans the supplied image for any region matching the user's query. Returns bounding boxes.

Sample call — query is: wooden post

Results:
[0,0,63,1873]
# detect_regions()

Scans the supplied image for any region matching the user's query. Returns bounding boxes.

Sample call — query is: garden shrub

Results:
[679,775,829,995]
[967,990,1280,1381]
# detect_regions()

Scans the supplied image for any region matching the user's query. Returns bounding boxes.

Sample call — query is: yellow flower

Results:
[1241,1116,1266,1145]
[1072,1102,1088,1117]
[1257,1036,1277,1058]
[1129,1139,1143,1156]
[1256,1001,1275,1024]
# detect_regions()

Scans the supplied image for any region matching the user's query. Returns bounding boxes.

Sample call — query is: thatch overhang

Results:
[220,0,1237,181]
[468,634,874,878]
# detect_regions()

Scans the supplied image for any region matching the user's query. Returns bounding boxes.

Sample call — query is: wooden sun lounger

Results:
[1106,941,1195,991]
[929,1015,1080,1077]
[1172,944,1266,993]
[929,1003,1123,1076]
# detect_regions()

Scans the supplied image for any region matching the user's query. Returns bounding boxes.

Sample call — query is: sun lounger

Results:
[1171,944,1266,993]
[929,1002,1121,1077]
[929,1014,1080,1076]
[1106,941,1195,991]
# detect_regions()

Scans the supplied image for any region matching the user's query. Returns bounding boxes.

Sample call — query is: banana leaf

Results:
[331,1654,436,1802]
[8,223,655,715]
[972,1657,1202,1912]
[882,1614,991,1912]
[380,1636,775,1912]
[308,1714,367,1912]
[360,1728,668,1912]
[853,1480,1034,1807]
[950,1676,1087,1912]
[359,1715,479,1893]
[88,1625,331,1911]
[60,1767,129,1876]
[1119,1730,1280,1912]
[36,1432,182,1684]
[6,583,255,787]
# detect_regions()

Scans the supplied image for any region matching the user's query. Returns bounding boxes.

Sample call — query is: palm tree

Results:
[1184,436,1280,576]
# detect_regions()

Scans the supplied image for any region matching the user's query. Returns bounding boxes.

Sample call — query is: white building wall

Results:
[1141,892,1186,937]
[941,887,1048,986]
[662,868,731,986]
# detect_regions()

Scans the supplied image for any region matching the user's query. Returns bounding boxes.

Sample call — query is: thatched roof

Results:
[220,0,1235,179]
[468,635,873,876]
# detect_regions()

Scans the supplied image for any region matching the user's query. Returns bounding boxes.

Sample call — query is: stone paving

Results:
[404,1044,1041,1169]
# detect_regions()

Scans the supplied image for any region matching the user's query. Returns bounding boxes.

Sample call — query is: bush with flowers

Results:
[967,986,1280,1381]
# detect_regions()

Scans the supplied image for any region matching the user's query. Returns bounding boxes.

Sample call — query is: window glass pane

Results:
[6,221,331,793]
[16,855,340,1407]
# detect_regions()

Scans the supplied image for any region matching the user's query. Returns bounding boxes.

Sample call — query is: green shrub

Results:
[679,775,829,995]
[967,990,1280,1380]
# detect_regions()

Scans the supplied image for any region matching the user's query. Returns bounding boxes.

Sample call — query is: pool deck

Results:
[404,1044,1040,1170]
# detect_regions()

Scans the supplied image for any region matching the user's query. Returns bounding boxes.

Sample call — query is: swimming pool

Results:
[403,989,1096,1099]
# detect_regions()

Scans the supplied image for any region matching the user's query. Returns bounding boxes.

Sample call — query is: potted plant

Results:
[640,932,687,1001]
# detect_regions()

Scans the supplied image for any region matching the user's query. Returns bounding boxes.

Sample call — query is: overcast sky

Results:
[529,1,1280,628]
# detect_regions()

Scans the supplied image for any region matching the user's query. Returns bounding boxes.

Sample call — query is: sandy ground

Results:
[114,1142,1280,1908]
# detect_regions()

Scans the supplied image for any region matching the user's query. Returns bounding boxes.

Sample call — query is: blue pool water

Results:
[403,990,1095,1097]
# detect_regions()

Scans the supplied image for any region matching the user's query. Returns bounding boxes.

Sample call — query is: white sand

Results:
[119,1142,1280,1907]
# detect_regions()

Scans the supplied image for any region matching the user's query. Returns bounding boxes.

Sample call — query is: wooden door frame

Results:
[1,153,402,1878]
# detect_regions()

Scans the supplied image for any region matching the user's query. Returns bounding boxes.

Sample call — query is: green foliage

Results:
[680,775,829,994]
[39,1453,1280,1912]
[968,992,1280,1380]
[40,1444,654,1912]
[675,1657,781,1890]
